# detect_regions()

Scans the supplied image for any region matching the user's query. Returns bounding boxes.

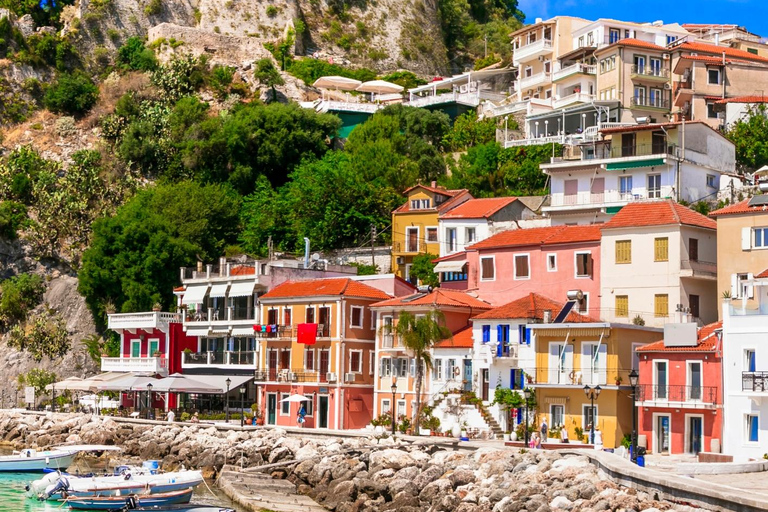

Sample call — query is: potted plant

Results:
[153,350,162,357]
[615,376,623,386]
[152,302,162,312]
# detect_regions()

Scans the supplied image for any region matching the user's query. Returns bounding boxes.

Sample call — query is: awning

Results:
[184,374,252,392]
[605,158,665,171]
[545,397,568,405]
[182,285,209,304]
[605,206,624,214]
[185,327,210,337]
[232,327,255,336]
[209,283,229,298]
[434,260,467,273]
[229,281,256,298]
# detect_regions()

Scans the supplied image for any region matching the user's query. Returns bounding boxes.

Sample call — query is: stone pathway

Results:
[217,465,327,512]
[691,471,768,499]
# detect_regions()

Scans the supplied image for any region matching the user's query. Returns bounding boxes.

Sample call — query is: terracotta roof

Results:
[260,278,391,300]
[709,198,768,217]
[440,197,519,219]
[601,200,716,231]
[230,265,256,276]
[637,321,722,353]
[473,292,600,323]
[678,54,757,66]
[468,225,601,251]
[403,183,458,196]
[757,268,768,279]
[600,120,710,134]
[371,288,492,310]
[174,286,185,292]
[393,188,471,214]
[612,38,667,51]
[714,95,768,104]
[435,326,473,349]
[675,42,768,63]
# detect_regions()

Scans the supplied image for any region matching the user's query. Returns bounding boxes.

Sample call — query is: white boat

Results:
[33,469,204,500]
[0,448,77,472]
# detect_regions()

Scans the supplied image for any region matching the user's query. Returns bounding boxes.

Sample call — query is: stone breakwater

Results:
[0,412,707,512]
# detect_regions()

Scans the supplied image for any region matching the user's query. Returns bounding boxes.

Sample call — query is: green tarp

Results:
[605,158,665,171]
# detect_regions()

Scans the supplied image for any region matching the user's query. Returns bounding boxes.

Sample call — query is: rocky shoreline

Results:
[0,411,708,512]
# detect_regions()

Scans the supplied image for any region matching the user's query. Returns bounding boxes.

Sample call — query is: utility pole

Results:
[484,34,488,58]
[370,224,377,269]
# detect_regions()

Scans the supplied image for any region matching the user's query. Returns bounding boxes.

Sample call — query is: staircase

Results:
[461,393,504,437]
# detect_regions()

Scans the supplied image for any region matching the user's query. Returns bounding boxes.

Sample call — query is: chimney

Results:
[431,181,437,188]
[535,17,542,24]
[543,310,552,324]
[196,261,203,273]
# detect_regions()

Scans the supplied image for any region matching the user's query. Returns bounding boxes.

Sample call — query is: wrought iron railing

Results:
[637,384,718,404]
[743,372,768,392]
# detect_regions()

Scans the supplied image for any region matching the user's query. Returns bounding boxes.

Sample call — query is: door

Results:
[622,133,636,157]
[406,227,418,252]
[690,295,700,320]
[657,415,670,453]
[481,369,489,401]
[689,362,702,400]
[688,417,703,454]
[131,340,141,358]
[268,350,278,380]
[648,174,661,198]
[655,361,668,399]
[463,359,472,392]
[318,307,330,337]
[590,178,605,202]
[564,179,578,205]
[634,55,645,74]
[652,132,666,154]
[319,349,330,380]
[318,395,329,428]
[267,393,277,425]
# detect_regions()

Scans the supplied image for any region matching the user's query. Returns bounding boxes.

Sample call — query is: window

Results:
[381,399,391,414]
[734,273,754,299]
[689,238,699,261]
[746,349,756,372]
[514,254,530,279]
[609,28,620,44]
[583,405,597,429]
[578,36,584,48]
[369,351,374,375]
[426,227,438,243]
[654,237,669,262]
[747,415,759,443]
[707,102,718,119]
[547,254,557,272]
[284,307,292,326]
[397,400,406,419]
[447,228,457,252]
[748,48,759,55]
[148,339,159,357]
[655,361,668,399]
[350,350,362,373]
[304,395,314,416]
[666,35,677,45]
[587,32,594,46]
[525,66,532,78]
[381,357,391,377]
[575,252,592,277]
[306,306,315,324]
[544,60,551,73]
[633,85,646,105]
[688,361,702,400]
[600,60,605,74]
[350,306,363,328]
[706,175,716,189]
[405,227,419,253]
[648,174,661,198]
[615,295,629,317]
[551,404,564,428]
[650,58,661,76]
[577,293,588,314]
[707,68,721,85]
[280,393,290,415]
[399,357,409,378]
[649,88,663,108]
[410,199,430,209]
[482,325,491,343]
[466,227,476,244]
[620,176,633,196]
[433,359,444,380]
[480,256,495,280]
[546,90,552,99]
[690,294,700,318]
[447,359,457,380]
[755,228,768,248]
[130,340,141,358]
[634,55,645,73]
[616,240,632,264]
[655,294,669,317]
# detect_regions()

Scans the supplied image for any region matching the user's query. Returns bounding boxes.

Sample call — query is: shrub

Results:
[44,72,99,116]
[55,116,77,137]
[0,273,45,326]
[6,307,70,361]
[144,0,162,16]
[117,37,158,71]
[266,5,278,16]
[208,65,235,99]
[0,201,28,240]
[151,54,206,102]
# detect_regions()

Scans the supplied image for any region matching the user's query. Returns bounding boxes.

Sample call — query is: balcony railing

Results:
[107,312,181,331]
[381,334,396,348]
[743,372,768,392]
[552,63,596,82]
[254,368,335,383]
[513,38,553,63]
[530,367,633,386]
[552,92,595,109]
[681,260,717,278]
[609,142,678,159]
[550,190,671,208]
[637,384,719,404]
[181,261,258,281]
[186,306,251,323]
[101,356,168,375]
[253,324,331,339]
[181,350,257,367]
[630,96,670,110]
[519,71,551,91]
[630,65,670,79]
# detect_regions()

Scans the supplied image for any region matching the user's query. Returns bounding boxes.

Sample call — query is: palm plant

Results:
[395,310,452,431]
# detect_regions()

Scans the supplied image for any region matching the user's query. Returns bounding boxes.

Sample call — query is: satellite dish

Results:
[311,253,320,261]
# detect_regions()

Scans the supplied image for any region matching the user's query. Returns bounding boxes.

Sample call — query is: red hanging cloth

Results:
[297,323,318,345]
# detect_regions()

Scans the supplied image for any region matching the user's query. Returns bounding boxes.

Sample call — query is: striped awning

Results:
[545,397,568,405]
[229,281,256,297]
[232,327,255,336]
[605,158,665,171]
[182,285,209,304]
[209,283,229,297]
[185,327,210,337]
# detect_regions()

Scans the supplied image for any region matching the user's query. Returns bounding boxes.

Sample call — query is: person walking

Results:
[297,404,306,427]
[540,419,548,442]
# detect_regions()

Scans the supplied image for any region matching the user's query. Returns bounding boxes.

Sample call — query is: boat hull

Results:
[65,488,194,510]
[0,451,76,472]
[36,470,204,500]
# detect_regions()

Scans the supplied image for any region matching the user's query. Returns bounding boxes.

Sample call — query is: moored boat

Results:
[64,487,194,510]
[0,449,77,472]
[33,469,204,500]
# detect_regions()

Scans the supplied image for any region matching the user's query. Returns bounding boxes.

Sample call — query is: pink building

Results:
[636,322,723,455]
[439,226,602,314]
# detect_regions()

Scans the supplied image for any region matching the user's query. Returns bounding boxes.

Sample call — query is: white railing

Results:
[513,39,553,63]
[582,122,636,140]
[181,261,258,281]
[321,100,381,113]
[552,63,596,81]
[549,189,675,208]
[101,356,168,375]
[491,100,530,117]
[553,92,596,109]
[107,311,181,331]
[381,334,394,348]
[505,135,563,148]
[519,72,551,91]
[181,350,257,367]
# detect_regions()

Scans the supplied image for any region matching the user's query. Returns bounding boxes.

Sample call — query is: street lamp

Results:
[390,379,397,437]
[629,369,639,463]
[147,383,153,419]
[240,386,246,427]
[523,387,531,447]
[225,378,231,422]
[52,382,56,413]
[583,384,602,444]
[504,116,509,142]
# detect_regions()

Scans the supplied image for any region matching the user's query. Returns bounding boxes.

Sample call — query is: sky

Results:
[518,0,768,38]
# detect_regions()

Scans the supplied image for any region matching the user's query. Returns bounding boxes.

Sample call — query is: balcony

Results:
[630,65,670,82]
[552,63,596,82]
[680,260,717,280]
[609,142,678,159]
[181,350,257,369]
[381,333,398,348]
[107,312,182,331]
[742,372,768,393]
[393,241,422,255]
[254,368,335,383]
[253,324,332,339]
[531,367,633,387]
[184,306,256,328]
[637,384,719,407]
[181,261,258,281]
[630,96,670,110]
[552,92,595,109]
[513,38,553,65]
[101,356,168,376]
[505,134,563,148]
[549,190,671,209]
[407,91,482,108]
[519,71,550,91]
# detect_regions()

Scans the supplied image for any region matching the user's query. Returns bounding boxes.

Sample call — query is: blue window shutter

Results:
[497,325,503,342]
[510,369,516,389]
[482,325,490,343]
[516,408,522,424]
[520,371,526,389]
[750,353,756,372]
[751,417,759,442]
[525,327,531,345]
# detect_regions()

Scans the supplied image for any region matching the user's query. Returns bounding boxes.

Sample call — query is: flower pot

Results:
[503,433,510,442]
[452,424,461,438]
[510,432,518,441]
[419,428,430,436]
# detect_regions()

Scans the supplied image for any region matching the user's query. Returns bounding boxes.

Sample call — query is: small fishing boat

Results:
[0,448,77,472]
[64,487,193,510]
[127,507,235,512]
[33,469,204,500]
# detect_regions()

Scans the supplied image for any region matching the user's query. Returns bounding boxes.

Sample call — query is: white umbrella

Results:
[96,374,158,392]
[146,373,222,394]
[356,80,404,94]
[312,76,362,91]
[279,394,311,403]
[46,377,87,392]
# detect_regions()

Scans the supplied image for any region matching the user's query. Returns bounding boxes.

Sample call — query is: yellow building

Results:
[528,321,661,448]
[391,184,471,282]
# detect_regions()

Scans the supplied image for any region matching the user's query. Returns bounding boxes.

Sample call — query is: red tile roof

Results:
[601,200,716,231]
[393,188,471,214]
[473,292,600,323]
[230,265,256,276]
[371,288,492,310]
[435,326,473,349]
[174,286,185,292]
[600,120,711,134]
[468,225,601,251]
[756,268,768,279]
[709,198,768,217]
[714,95,768,104]
[636,322,722,353]
[612,38,667,51]
[678,54,755,66]
[440,197,519,219]
[676,42,768,64]
[260,278,391,300]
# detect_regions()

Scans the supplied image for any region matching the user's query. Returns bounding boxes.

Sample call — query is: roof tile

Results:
[636,321,722,353]
[714,95,768,104]
[261,278,391,300]
[473,292,600,323]
[440,197,519,219]
[393,188,471,214]
[676,41,768,64]
[710,198,768,217]
[371,288,492,310]
[601,200,716,230]
[468,225,600,251]
[435,326,473,348]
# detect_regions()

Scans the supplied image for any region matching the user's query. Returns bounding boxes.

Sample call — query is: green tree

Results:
[442,111,498,152]
[727,104,768,172]
[7,307,70,362]
[44,72,99,116]
[17,368,57,406]
[394,310,452,431]
[0,273,45,328]
[254,58,284,102]
[116,37,158,71]
[409,253,440,288]
[0,200,28,239]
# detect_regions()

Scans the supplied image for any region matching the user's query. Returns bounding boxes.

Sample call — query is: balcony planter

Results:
[152,303,162,312]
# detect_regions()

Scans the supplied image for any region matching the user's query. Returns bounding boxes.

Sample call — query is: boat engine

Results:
[41,476,69,500]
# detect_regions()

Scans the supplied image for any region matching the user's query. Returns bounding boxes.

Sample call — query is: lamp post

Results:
[523,387,531,447]
[504,116,509,142]
[391,379,397,437]
[146,383,153,419]
[225,378,231,422]
[629,369,639,463]
[583,384,601,444]
[52,382,56,413]
[240,386,246,427]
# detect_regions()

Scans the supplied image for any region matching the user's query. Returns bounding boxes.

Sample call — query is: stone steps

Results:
[218,466,326,512]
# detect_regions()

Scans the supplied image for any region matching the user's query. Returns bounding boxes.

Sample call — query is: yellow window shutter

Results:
[655,294,668,317]
[616,240,631,264]
[615,296,628,317]
[654,238,668,262]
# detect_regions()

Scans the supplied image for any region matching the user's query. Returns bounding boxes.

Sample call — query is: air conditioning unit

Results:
[289,372,297,381]
[663,83,671,89]
[538,56,544,61]
[537,86,544,92]
[326,372,338,382]
[344,373,356,382]
[396,257,405,265]
[662,53,670,60]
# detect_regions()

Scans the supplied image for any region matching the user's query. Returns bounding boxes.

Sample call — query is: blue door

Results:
[689,417,702,454]
[463,359,472,392]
